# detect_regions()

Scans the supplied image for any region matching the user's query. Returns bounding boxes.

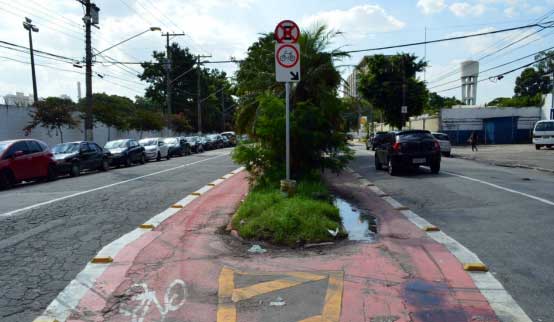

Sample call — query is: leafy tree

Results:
[128,108,164,138]
[23,97,79,143]
[487,94,543,107]
[514,67,550,97]
[169,113,191,134]
[233,25,353,180]
[426,92,462,114]
[358,53,428,129]
[534,50,554,74]
[79,93,135,141]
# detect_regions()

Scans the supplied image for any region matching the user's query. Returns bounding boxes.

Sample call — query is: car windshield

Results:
[433,134,449,141]
[207,135,217,139]
[0,142,9,154]
[51,143,80,154]
[535,122,554,131]
[185,137,195,142]
[164,138,177,144]
[398,132,434,140]
[104,140,128,149]
[139,139,157,146]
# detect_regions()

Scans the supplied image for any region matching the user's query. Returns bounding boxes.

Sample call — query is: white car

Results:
[432,132,452,157]
[533,120,554,150]
[139,138,170,161]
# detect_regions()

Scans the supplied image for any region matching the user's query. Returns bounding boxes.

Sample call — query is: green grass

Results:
[232,180,345,247]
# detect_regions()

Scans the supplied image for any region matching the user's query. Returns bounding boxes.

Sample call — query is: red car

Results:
[0,139,57,189]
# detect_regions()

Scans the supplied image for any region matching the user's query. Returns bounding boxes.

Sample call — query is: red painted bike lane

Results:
[61,170,499,322]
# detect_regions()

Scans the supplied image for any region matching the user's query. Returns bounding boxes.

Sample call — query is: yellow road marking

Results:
[232,279,302,302]
[217,267,236,322]
[321,272,344,322]
[299,315,322,322]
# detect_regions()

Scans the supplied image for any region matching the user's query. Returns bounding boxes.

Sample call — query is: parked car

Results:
[368,132,388,151]
[533,120,554,150]
[0,139,57,189]
[207,134,225,149]
[431,132,452,157]
[374,130,441,175]
[221,136,232,147]
[104,139,146,166]
[221,131,236,146]
[184,136,203,153]
[164,137,190,157]
[199,136,213,150]
[139,138,170,161]
[51,141,110,177]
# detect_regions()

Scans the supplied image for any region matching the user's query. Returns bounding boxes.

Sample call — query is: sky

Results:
[1,0,553,106]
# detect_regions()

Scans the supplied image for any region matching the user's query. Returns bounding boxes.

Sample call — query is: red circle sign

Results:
[276,44,299,68]
[274,20,300,43]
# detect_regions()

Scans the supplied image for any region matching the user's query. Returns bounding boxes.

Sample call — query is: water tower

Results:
[461,60,479,105]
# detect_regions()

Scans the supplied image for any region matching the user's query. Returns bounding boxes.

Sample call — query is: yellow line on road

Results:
[217,267,236,322]
[299,315,322,322]
[232,279,302,302]
[321,272,344,322]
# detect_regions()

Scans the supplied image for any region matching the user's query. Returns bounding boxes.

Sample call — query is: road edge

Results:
[346,167,532,322]
[32,166,246,322]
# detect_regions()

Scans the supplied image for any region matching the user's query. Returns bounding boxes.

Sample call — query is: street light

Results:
[94,27,161,57]
[23,17,39,103]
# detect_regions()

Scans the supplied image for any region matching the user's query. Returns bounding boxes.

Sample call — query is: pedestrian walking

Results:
[469,132,478,152]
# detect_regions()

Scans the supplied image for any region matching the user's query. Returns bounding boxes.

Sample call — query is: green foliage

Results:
[534,50,554,74]
[487,94,544,107]
[169,113,192,134]
[78,93,135,140]
[232,188,343,247]
[23,97,79,143]
[426,92,462,114]
[514,67,550,97]
[233,25,353,179]
[128,107,164,137]
[358,53,428,129]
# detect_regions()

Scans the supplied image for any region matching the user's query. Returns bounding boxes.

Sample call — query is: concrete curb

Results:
[453,154,554,175]
[33,167,246,322]
[347,168,533,322]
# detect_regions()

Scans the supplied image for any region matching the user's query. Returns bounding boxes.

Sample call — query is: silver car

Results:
[432,132,452,157]
[139,138,170,161]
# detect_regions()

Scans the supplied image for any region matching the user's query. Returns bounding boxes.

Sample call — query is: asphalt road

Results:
[0,148,237,322]
[350,145,554,322]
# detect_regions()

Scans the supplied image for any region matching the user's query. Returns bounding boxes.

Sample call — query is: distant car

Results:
[139,138,170,161]
[164,137,190,157]
[374,130,441,175]
[184,136,203,153]
[432,132,452,157]
[205,134,224,149]
[0,139,57,189]
[104,139,146,166]
[533,120,554,150]
[52,141,110,177]
[221,131,236,146]
[368,132,388,151]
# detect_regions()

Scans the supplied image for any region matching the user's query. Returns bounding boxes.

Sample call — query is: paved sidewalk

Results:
[453,144,554,173]
[37,169,500,322]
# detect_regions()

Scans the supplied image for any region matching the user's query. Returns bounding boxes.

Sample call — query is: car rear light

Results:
[433,141,441,152]
[392,142,401,152]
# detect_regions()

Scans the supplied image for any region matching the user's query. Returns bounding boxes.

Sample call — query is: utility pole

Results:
[23,18,39,103]
[196,54,211,134]
[161,32,185,118]
[221,86,225,131]
[401,56,407,130]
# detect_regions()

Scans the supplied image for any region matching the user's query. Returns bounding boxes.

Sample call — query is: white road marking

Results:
[444,171,554,207]
[0,153,230,218]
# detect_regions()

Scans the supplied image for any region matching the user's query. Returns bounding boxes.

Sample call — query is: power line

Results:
[0,40,79,63]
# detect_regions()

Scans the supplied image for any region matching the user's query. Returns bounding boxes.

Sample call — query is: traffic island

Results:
[36,168,501,322]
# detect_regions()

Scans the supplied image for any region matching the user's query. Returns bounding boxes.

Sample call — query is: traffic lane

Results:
[350,148,554,321]
[0,148,232,216]
[0,150,237,322]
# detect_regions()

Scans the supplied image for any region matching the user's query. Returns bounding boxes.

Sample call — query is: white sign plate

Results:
[275,43,300,83]
[401,105,408,114]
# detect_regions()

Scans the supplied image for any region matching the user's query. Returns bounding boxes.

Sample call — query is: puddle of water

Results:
[334,197,377,242]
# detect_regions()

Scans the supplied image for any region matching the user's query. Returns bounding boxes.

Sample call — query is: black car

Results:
[368,131,388,151]
[206,134,225,149]
[51,141,110,177]
[164,137,190,157]
[104,139,146,166]
[184,136,204,153]
[374,130,441,175]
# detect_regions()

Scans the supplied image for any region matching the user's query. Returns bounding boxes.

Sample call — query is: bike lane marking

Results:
[217,267,344,322]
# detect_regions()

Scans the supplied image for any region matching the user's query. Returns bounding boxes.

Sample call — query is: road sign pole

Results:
[285,82,291,180]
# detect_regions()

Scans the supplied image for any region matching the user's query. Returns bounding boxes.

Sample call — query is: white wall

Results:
[441,106,541,131]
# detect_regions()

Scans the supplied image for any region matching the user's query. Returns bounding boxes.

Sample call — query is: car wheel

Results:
[124,156,132,167]
[366,145,370,150]
[375,156,383,170]
[70,162,81,177]
[535,145,541,150]
[100,159,110,171]
[445,151,451,157]
[46,164,57,181]
[166,153,171,160]
[547,145,553,149]
[156,152,161,161]
[430,162,441,174]
[140,154,146,164]
[388,159,398,176]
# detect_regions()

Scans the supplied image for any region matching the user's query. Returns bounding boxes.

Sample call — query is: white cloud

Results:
[417,0,446,15]
[301,5,405,39]
[449,2,487,17]
[504,7,517,17]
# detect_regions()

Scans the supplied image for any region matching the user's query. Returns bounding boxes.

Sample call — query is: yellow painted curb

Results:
[366,183,376,186]
[220,177,227,179]
[171,204,184,208]
[191,192,202,196]
[464,263,489,272]
[423,225,440,232]
[139,224,155,229]
[33,318,59,322]
[208,183,216,186]
[91,257,113,264]
[395,206,410,211]
[378,193,390,197]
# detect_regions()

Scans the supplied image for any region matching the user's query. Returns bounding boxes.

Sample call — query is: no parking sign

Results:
[274,20,301,83]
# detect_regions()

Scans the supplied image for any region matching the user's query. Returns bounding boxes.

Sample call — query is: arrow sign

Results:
[275,43,301,82]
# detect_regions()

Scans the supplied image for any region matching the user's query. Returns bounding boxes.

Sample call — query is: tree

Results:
[426,92,462,114]
[79,93,135,141]
[128,108,164,138]
[514,67,550,97]
[233,25,353,179]
[169,113,191,134]
[358,54,428,129]
[23,97,79,143]
[487,95,543,107]
[534,50,554,74]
